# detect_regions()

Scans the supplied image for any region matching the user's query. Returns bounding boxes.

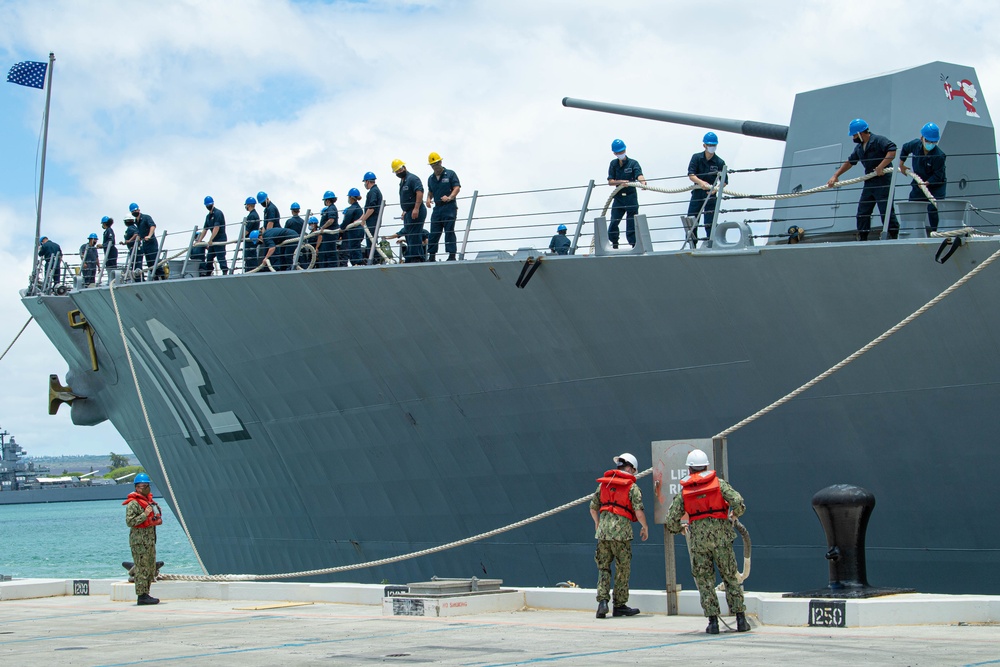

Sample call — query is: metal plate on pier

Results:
[406,577,502,596]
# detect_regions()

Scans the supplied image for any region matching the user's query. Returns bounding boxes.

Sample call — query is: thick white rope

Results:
[107,278,209,575]
[714,241,1000,439]
[0,317,33,363]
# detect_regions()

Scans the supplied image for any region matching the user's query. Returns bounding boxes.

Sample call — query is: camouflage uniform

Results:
[125,500,158,596]
[590,484,643,605]
[665,478,745,617]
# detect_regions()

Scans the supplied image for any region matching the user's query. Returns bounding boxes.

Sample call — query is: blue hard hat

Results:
[249,230,260,240]
[363,171,376,181]
[308,216,318,224]
[323,190,336,200]
[348,188,361,198]
[290,202,300,210]
[204,195,214,206]
[611,138,626,153]
[703,132,718,145]
[245,197,256,206]
[134,473,150,484]
[848,118,869,136]
[557,224,567,232]
[129,203,139,212]
[921,122,941,142]
[101,216,111,224]
[256,191,268,204]
[88,233,98,240]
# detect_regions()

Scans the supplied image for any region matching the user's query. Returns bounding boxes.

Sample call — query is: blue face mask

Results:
[923,141,937,151]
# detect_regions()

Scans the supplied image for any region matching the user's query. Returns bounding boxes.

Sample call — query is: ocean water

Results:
[0,499,201,579]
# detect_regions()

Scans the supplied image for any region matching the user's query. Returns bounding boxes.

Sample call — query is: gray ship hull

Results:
[0,484,127,505]
[21,238,1000,594]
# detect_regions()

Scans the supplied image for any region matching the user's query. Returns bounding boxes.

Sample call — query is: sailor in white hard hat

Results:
[590,452,649,619]
[665,449,750,634]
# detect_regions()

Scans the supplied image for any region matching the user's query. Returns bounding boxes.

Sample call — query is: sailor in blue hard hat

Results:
[898,122,947,235]
[243,197,262,272]
[549,223,571,255]
[124,472,162,606]
[82,230,100,286]
[607,139,646,249]
[827,118,900,241]
[196,195,228,276]
[285,202,304,235]
[100,216,118,273]
[359,172,383,264]
[128,203,162,279]
[316,190,340,268]
[340,188,365,266]
[257,191,281,232]
[687,132,728,246]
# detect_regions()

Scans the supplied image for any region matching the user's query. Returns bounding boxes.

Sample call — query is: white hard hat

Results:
[613,453,638,469]
[686,449,710,468]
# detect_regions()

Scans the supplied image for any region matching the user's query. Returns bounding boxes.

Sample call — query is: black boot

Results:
[596,600,609,619]
[612,604,640,617]
[736,612,750,632]
[447,253,457,261]
[706,616,719,634]
[137,593,160,606]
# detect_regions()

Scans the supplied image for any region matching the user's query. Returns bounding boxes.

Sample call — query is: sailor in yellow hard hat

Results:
[425,152,462,261]
[389,159,427,263]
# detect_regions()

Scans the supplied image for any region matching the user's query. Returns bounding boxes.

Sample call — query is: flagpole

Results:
[30,52,55,294]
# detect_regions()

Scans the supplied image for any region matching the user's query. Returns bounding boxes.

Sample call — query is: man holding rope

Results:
[827,118,899,241]
[898,122,947,235]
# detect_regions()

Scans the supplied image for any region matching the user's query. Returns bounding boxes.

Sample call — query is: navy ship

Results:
[19,62,1000,594]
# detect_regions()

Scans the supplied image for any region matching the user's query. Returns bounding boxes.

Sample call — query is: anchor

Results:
[48,374,85,415]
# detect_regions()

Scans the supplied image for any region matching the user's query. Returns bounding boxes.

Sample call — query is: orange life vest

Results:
[597,469,637,522]
[123,491,163,528]
[680,470,729,521]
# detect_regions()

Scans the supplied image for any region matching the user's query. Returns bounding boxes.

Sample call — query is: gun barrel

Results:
[562,97,788,142]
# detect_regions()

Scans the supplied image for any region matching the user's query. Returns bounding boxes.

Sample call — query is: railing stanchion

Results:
[368,200,386,264]
[148,230,168,281]
[459,190,478,261]
[571,180,595,255]
[181,226,199,278]
[232,218,247,274]
[292,209,310,269]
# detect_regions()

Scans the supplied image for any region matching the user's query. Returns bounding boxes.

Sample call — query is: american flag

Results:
[7,61,47,89]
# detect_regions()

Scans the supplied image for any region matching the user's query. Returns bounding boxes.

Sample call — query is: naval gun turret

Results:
[565,63,1000,242]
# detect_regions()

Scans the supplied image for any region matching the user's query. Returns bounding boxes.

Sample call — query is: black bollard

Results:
[785,484,915,599]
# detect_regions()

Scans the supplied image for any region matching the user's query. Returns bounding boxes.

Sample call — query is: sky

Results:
[1,0,999,456]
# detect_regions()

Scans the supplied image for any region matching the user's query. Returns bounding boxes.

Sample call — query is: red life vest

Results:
[680,470,729,522]
[123,491,163,528]
[596,469,637,522]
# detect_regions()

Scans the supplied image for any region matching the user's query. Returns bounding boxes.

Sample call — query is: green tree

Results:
[109,452,130,470]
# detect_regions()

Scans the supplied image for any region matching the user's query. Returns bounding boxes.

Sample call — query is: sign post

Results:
[651,438,716,615]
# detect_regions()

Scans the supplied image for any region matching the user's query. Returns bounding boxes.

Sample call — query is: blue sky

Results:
[1,0,999,455]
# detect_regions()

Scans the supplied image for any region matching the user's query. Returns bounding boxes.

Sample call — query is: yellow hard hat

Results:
[427,151,442,165]
[391,158,406,173]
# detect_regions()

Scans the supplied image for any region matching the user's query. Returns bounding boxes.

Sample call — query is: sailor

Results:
[261,225,298,271]
[392,159,427,263]
[244,196,261,272]
[607,139,646,248]
[549,223,571,255]
[687,132,727,245]
[197,196,229,277]
[827,119,899,241]
[258,191,281,231]
[317,191,340,268]
[99,216,118,275]
[123,472,161,606]
[341,188,365,266]
[302,216,319,268]
[37,235,62,285]
[81,233,100,286]
[665,449,750,635]
[122,219,141,278]
[359,172,383,263]
[286,203,304,235]
[426,152,462,261]
[898,122,947,235]
[129,203,163,279]
[590,452,649,619]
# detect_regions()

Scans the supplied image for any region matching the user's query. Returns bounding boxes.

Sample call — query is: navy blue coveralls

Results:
[263,201,281,230]
[286,215,304,235]
[341,202,364,265]
[319,204,340,268]
[363,184,383,263]
[427,168,461,259]
[687,152,727,242]
[81,242,99,286]
[900,138,947,234]
[102,226,118,269]
[244,209,261,272]
[200,206,228,276]
[38,239,62,284]
[135,213,162,278]
[123,224,141,275]
[608,157,643,247]
[397,171,427,263]
[849,133,899,240]
[549,232,571,255]
[262,227,298,271]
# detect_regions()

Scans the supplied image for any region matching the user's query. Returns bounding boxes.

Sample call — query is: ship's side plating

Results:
[24,237,1000,594]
